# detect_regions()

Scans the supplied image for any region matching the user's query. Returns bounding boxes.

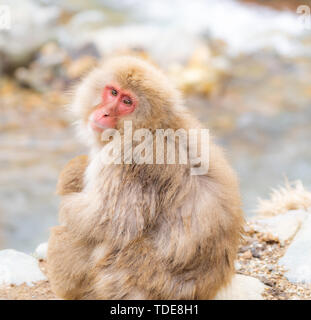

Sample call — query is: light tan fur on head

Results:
[70,56,186,148]
[48,55,244,300]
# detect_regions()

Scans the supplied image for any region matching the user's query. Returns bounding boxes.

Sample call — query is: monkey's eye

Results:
[111,89,118,96]
[123,98,132,105]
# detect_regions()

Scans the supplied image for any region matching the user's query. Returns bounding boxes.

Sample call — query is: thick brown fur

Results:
[47,56,244,300]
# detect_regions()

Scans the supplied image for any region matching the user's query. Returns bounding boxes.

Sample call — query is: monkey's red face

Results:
[89,84,137,132]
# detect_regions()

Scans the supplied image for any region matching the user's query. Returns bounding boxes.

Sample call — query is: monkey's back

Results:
[85,149,243,300]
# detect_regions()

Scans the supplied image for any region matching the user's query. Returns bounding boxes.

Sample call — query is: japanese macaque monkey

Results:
[47,56,244,300]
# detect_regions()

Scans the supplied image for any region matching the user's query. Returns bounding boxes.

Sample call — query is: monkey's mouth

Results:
[91,120,107,130]
[89,118,117,132]
[89,120,109,132]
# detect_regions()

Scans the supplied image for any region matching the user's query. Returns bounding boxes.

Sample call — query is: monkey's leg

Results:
[47,226,91,299]
[56,155,88,195]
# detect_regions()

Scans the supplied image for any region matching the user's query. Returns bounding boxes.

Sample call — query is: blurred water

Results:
[0,127,85,252]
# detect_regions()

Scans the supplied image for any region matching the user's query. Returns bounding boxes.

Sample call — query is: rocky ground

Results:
[0,222,309,300]
[238,220,311,300]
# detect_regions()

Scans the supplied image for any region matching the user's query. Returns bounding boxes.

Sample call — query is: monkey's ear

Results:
[56,155,88,196]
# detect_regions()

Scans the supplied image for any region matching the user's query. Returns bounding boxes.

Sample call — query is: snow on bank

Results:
[279,214,311,283]
[34,242,48,261]
[255,182,311,284]
[252,209,308,245]
[0,249,46,286]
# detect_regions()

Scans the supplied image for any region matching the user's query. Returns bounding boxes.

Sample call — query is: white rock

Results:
[0,249,46,287]
[252,210,308,244]
[69,10,107,31]
[90,25,199,68]
[34,242,48,261]
[279,214,311,283]
[0,0,60,63]
[214,274,266,300]
[234,261,242,271]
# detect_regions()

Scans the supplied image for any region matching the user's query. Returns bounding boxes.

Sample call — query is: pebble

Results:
[241,250,252,259]
[251,248,261,259]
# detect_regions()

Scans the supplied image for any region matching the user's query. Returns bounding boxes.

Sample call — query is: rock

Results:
[68,10,107,31]
[241,250,252,259]
[279,214,311,283]
[66,56,97,79]
[34,243,48,261]
[0,0,61,70]
[0,250,46,286]
[235,261,242,271]
[167,44,230,96]
[253,210,308,245]
[251,247,261,259]
[259,277,275,287]
[14,41,100,91]
[214,274,266,300]
[36,42,68,67]
[90,25,199,68]
[259,232,279,244]
[239,245,250,253]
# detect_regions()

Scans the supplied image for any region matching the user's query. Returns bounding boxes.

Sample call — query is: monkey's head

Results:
[70,55,185,147]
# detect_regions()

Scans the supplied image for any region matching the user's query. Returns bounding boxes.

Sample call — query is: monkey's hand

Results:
[56,155,88,196]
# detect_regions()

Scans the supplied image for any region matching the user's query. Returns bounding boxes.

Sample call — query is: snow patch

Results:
[279,214,311,283]
[0,249,46,287]
[253,210,308,244]
[34,242,48,261]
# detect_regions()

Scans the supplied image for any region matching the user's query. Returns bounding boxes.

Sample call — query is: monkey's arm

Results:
[47,225,91,299]
[59,181,157,245]
[56,155,88,196]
